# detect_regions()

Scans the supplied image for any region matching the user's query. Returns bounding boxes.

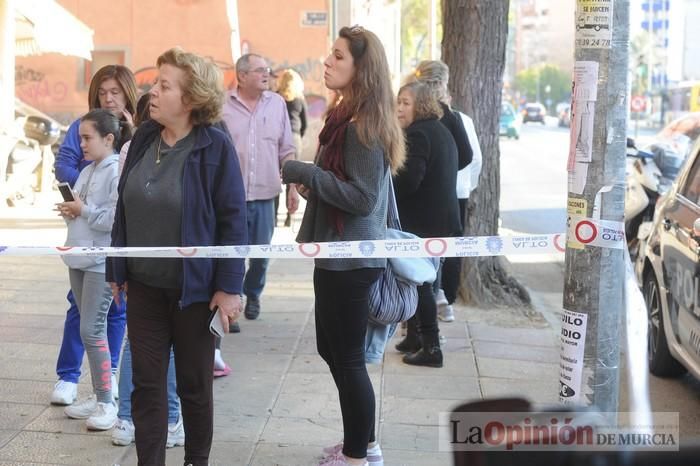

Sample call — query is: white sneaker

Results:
[111,374,119,401]
[111,418,135,446]
[438,303,455,322]
[50,380,78,405]
[167,415,185,448]
[64,395,97,419]
[435,288,448,307]
[86,401,118,430]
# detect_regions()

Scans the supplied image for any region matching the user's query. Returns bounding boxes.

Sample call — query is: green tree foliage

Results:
[514,64,571,109]
[401,0,440,75]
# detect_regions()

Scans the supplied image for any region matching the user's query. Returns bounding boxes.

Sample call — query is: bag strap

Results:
[387,170,402,230]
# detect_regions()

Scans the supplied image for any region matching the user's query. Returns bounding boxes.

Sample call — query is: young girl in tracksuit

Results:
[56,109,130,430]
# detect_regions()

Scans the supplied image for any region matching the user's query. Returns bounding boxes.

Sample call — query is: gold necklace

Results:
[156,134,163,164]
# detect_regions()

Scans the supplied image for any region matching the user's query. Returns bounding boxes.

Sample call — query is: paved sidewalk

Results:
[0,208,562,466]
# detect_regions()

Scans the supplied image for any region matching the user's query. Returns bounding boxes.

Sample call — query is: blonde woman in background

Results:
[276,68,308,226]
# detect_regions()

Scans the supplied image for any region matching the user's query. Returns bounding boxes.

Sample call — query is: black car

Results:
[522,103,545,124]
[638,138,700,379]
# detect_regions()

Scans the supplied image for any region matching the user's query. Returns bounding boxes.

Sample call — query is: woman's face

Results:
[323,37,356,92]
[79,121,113,161]
[148,64,191,127]
[397,90,416,129]
[97,78,127,117]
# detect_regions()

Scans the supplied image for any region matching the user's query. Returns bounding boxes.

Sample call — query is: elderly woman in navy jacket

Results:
[106,47,247,466]
[393,81,460,368]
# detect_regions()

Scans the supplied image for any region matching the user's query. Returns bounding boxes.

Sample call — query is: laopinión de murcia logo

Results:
[441,411,679,452]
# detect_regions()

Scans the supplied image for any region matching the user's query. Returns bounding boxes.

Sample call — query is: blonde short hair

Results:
[156,47,224,125]
[407,60,451,105]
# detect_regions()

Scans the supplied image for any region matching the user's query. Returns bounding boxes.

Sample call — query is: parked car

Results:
[637,137,700,379]
[635,112,700,185]
[499,102,520,139]
[522,103,546,124]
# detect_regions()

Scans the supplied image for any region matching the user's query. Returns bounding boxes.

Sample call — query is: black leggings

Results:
[314,267,382,459]
[442,197,468,304]
[415,282,439,337]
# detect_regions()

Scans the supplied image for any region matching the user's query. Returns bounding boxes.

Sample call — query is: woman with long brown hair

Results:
[282,25,404,466]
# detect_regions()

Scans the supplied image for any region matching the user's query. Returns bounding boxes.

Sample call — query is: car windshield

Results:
[658,113,700,142]
[526,105,540,112]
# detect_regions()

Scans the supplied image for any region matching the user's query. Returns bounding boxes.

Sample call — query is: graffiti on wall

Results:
[133,59,327,120]
[15,65,68,104]
[134,61,237,93]
[269,57,324,84]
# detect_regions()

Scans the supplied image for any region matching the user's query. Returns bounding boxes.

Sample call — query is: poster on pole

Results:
[566,198,588,249]
[559,309,588,404]
[575,0,613,49]
[567,62,599,170]
[568,161,589,195]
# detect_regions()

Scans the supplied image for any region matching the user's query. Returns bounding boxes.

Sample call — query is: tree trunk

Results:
[441,0,531,308]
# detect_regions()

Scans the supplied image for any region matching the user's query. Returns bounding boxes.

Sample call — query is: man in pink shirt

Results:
[222,53,299,320]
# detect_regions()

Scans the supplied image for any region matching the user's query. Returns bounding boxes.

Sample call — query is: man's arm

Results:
[54,120,83,186]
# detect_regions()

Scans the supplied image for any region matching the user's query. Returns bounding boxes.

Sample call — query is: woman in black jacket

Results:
[393,81,460,367]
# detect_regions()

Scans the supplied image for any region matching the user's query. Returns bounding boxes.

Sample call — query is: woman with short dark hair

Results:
[393,81,460,368]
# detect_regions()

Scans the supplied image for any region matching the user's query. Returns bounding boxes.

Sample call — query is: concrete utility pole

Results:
[560,0,629,415]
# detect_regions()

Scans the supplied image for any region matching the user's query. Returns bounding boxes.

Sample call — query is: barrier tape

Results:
[0,217,623,259]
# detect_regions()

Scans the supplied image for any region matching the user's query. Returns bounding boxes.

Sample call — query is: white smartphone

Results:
[208,306,225,339]
[58,182,75,202]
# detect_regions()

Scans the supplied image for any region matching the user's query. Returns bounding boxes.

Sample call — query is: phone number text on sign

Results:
[575,0,613,49]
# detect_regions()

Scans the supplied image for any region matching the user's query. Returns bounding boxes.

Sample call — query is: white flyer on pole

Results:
[559,309,588,405]
[575,0,613,49]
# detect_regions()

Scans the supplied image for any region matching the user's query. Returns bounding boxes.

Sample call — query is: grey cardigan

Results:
[282,124,388,271]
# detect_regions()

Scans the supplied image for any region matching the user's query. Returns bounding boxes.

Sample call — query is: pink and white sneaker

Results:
[321,443,383,466]
[319,452,368,466]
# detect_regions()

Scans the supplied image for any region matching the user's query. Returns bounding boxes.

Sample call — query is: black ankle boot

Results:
[395,317,421,353]
[403,333,443,367]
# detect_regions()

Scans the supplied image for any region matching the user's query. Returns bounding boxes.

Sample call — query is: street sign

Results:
[301,11,328,27]
[631,95,645,112]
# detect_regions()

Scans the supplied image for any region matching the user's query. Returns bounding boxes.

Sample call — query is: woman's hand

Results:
[55,197,83,219]
[287,183,300,214]
[297,184,311,200]
[209,291,242,333]
[109,282,128,305]
[120,107,134,127]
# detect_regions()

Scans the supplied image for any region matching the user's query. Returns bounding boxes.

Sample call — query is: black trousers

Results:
[314,267,382,459]
[442,197,468,304]
[126,280,215,466]
[415,282,440,337]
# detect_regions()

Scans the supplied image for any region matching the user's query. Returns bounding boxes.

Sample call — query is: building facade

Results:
[15,0,331,124]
